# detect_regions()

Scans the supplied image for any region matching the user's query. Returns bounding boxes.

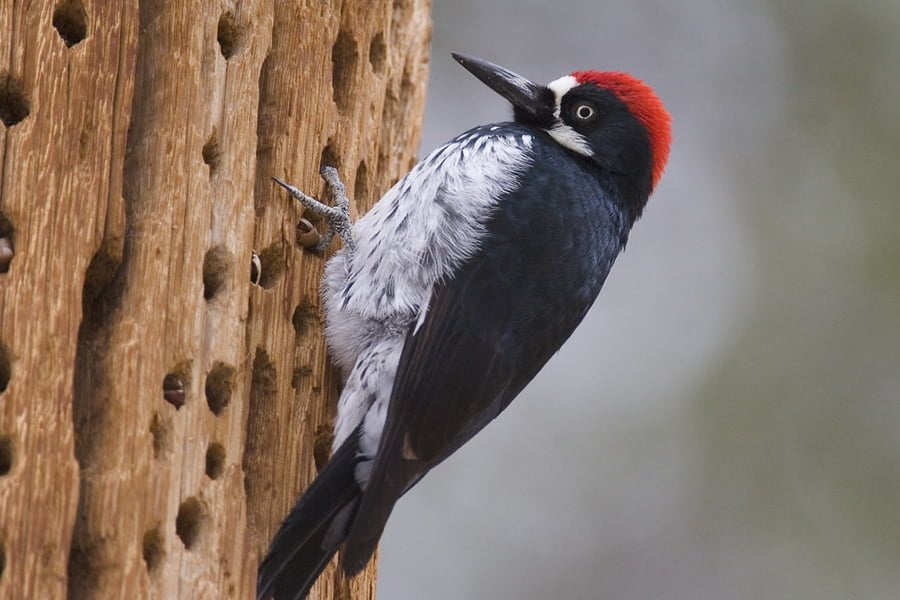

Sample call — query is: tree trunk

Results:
[0,1,431,598]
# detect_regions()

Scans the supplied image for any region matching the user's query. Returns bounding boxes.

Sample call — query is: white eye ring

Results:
[575,104,594,120]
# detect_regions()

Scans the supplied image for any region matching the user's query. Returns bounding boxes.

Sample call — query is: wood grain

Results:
[0,1,431,598]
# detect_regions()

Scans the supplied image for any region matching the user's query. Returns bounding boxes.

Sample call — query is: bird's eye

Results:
[574,103,595,120]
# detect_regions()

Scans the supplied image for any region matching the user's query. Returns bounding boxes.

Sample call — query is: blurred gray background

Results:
[378,1,900,598]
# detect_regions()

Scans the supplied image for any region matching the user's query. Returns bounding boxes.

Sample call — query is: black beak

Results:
[452,53,553,122]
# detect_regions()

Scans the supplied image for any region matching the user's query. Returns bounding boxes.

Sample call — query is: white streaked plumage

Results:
[322,127,535,485]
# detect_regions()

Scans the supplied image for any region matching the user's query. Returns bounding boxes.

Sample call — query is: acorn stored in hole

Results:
[0,238,13,273]
[296,218,321,249]
[162,375,186,408]
[250,251,262,285]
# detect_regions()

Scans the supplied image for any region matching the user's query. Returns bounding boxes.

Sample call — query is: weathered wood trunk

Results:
[0,1,431,598]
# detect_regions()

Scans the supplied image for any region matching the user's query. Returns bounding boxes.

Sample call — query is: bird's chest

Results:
[336,130,535,321]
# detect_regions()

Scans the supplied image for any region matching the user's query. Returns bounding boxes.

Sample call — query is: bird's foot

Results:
[273,167,354,253]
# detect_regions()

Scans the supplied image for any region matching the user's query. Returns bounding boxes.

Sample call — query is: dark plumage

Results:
[259,53,671,599]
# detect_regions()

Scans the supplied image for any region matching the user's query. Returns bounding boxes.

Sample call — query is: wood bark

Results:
[0,1,431,598]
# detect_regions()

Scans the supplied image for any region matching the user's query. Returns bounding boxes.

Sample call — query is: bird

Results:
[258,52,672,600]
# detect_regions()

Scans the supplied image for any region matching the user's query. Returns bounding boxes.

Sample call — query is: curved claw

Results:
[273,171,355,255]
[272,176,293,191]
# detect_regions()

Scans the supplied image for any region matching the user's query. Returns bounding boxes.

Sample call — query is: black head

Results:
[452,53,672,197]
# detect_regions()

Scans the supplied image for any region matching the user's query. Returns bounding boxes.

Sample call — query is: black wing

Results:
[341,142,629,573]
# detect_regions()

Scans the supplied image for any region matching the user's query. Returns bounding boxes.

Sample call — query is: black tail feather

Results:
[257,428,362,600]
[264,509,349,600]
[341,439,422,575]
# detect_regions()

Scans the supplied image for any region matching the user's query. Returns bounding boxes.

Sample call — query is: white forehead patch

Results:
[547,75,579,118]
[545,75,592,157]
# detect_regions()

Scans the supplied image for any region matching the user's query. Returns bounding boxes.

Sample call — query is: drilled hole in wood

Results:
[369,32,386,74]
[0,342,9,394]
[0,435,12,475]
[205,442,225,480]
[0,215,13,274]
[332,30,358,113]
[142,524,164,573]
[320,140,341,172]
[162,361,190,409]
[313,426,334,473]
[175,497,207,550]
[202,245,231,301]
[292,300,319,338]
[205,362,235,416]
[252,347,277,398]
[202,130,220,173]
[53,0,88,47]
[217,11,241,59]
[0,72,30,127]
[257,242,285,289]
[149,412,171,459]
[80,239,122,325]
[354,160,369,205]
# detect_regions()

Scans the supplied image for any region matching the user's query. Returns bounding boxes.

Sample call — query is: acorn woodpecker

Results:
[259,53,672,600]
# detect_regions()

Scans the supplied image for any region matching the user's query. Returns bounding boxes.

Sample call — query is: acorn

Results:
[0,237,14,273]
[250,251,262,286]
[296,218,321,249]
